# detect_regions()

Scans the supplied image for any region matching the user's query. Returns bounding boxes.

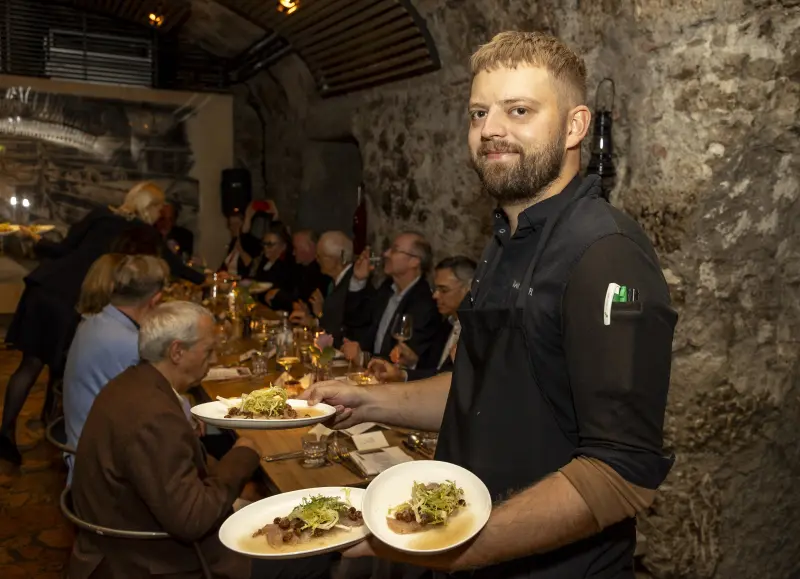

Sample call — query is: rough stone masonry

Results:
[233,0,800,576]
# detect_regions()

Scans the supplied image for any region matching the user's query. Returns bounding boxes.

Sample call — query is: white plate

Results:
[219,487,369,559]
[191,398,335,430]
[362,460,492,554]
[248,281,274,294]
[0,224,20,236]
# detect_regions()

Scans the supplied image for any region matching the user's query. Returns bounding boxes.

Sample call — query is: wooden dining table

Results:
[195,340,425,495]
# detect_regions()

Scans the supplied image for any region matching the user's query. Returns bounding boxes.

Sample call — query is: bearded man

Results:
[303,31,678,578]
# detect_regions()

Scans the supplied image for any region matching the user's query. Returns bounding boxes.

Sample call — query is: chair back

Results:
[45,415,76,456]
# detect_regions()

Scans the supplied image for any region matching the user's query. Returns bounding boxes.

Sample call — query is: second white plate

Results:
[220,487,369,559]
[362,460,492,554]
[191,398,335,430]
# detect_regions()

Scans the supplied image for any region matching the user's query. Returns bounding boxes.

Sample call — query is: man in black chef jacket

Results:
[302,30,677,579]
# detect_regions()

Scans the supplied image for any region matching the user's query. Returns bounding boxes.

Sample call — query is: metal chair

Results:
[60,488,213,579]
[45,415,76,455]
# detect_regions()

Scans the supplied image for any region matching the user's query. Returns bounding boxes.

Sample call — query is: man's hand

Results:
[390,342,418,367]
[341,535,474,572]
[353,247,374,281]
[341,338,362,363]
[233,436,261,457]
[264,288,279,304]
[309,289,324,316]
[18,226,41,244]
[368,358,406,383]
[299,381,372,429]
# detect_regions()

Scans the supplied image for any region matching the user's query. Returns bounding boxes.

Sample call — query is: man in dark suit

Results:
[341,232,444,365]
[269,229,330,312]
[290,230,354,346]
[368,256,476,382]
[69,301,261,578]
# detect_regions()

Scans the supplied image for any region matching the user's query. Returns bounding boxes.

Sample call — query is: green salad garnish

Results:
[288,489,354,532]
[389,481,465,525]
[240,387,288,417]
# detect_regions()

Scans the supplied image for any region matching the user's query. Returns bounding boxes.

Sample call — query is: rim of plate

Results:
[361,460,492,555]
[219,487,370,559]
[190,398,335,426]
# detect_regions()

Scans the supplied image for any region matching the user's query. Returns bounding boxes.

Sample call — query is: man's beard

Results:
[470,130,566,205]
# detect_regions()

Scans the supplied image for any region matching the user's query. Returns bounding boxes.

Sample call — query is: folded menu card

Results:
[205,367,252,381]
[349,447,413,476]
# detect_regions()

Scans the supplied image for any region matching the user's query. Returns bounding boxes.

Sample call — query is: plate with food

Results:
[219,487,369,559]
[247,281,274,294]
[0,223,20,236]
[28,224,55,234]
[361,460,492,554]
[191,386,335,430]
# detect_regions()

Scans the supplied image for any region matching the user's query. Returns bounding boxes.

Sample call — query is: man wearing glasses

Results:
[341,232,444,368]
[368,256,476,382]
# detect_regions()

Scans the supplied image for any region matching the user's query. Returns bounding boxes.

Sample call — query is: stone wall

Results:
[233,0,800,577]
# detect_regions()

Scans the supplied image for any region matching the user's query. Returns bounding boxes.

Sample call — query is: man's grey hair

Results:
[139,301,214,363]
[401,231,433,275]
[319,230,354,264]
[436,256,477,286]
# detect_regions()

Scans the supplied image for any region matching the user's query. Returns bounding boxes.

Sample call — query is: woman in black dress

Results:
[0,182,205,465]
[248,223,296,309]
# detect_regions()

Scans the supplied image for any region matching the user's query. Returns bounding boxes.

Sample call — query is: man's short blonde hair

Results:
[470,31,587,109]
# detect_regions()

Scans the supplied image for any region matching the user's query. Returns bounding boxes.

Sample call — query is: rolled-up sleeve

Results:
[559,234,677,529]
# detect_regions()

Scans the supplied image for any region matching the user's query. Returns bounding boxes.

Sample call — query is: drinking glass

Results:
[301,435,327,468]
[251,352,268,377]
[276,343,300,374]
[392,314,413,346]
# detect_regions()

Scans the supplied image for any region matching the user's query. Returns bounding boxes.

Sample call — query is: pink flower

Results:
[314,332,334,350]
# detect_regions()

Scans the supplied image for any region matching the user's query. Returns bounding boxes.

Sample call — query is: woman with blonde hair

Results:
[0,181,204,465]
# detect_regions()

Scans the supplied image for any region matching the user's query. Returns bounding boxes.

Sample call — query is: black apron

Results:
[434,187,635,579]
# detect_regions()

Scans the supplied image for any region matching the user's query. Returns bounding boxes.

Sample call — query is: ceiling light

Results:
[277,0,299,15]
[148,12,165,27]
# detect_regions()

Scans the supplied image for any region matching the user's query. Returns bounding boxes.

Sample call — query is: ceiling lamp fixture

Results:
[277,0,299,15]
[148,12,165,28]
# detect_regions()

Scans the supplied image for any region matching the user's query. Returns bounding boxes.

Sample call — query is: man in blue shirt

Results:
[63,254,168,479]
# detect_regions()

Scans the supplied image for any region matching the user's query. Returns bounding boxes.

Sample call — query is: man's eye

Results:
[510,107,528,116]
[470,110,486,121]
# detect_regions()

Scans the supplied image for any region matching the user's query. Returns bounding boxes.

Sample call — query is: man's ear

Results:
[565,105,591,150]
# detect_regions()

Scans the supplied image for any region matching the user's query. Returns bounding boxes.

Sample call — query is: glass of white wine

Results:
[276,342,301,375]
[392,314,413,367]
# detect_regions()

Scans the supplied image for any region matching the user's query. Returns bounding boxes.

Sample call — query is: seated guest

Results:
[250,224,296,308]
[69,301,262,578]
[342,232,443,366]
[291,230,331,303]
[368,255,475,382]
[63,254,168,481]
[74,253,126,317]
[156,201,194,259]
[219,206,261,276]
[290,230,354,346]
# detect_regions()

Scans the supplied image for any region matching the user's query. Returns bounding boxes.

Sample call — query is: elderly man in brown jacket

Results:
[68,301,261,578]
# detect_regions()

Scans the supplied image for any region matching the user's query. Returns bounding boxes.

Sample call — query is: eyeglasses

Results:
[388,246,421,259]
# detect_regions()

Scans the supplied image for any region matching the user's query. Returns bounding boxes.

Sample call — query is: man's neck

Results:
[392,271,420,293]
[114,304,145,325]
[151,361,189,394]
[502,167,578,234]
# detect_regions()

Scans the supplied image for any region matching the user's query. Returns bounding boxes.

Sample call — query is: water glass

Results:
[251,352,268,377]
[301,435,327,468]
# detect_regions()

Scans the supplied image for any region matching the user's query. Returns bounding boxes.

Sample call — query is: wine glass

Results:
[392,314,413,367]
[276,343,300,375]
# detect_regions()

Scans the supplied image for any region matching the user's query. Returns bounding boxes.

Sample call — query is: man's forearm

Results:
[455,473,599,570]
[364,372,451,431]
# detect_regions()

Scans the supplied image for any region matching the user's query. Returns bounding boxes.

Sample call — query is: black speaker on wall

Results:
[221,168,252,217]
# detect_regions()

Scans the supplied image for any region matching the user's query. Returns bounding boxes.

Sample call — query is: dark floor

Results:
[0,348,73,579]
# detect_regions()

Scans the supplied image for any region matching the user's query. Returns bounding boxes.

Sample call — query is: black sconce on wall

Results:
[586,78,616,201]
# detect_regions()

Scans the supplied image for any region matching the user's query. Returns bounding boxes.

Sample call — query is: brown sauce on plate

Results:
[406,513,474,551]
[238,527,352,554]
